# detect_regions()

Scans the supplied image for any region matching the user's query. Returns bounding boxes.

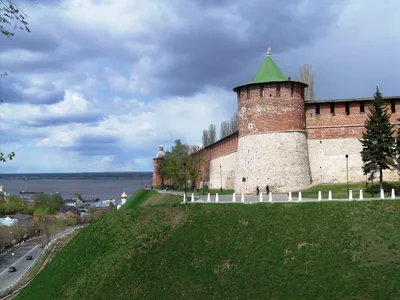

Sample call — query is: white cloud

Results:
[0,90,93,124]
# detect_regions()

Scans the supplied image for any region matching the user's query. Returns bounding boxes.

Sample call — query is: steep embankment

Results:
[17,190,400,300]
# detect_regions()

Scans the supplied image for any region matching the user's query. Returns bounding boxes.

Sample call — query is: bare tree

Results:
[220,121,229,139]
[220,113,239,139]
[208,124,216,145]
[202,130,209,147]
[296,64,315,101]
[230,112,239,132]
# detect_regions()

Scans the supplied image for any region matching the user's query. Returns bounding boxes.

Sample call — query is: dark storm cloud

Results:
[147,0,346,96]
[0,0,347,100]
[22,112,104,128]
[63,132,160,161]
[0,77,63,104]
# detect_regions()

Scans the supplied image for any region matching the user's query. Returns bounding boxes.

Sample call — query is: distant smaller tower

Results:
[121,191,128,205]
[152,145,165,187]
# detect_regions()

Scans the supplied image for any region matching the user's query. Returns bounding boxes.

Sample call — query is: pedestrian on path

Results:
[266,185,270,195]
[256,186,260,195]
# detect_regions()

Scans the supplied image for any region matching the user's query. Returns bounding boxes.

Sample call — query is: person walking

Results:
[266,185,270,195]
[256,186,260,195]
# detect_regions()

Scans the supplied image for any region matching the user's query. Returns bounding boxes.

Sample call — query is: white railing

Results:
[180,188,398,204]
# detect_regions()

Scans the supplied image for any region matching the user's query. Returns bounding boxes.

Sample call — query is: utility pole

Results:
[183,162,187,202]
[220,165,222,192]
[345,154,349,195]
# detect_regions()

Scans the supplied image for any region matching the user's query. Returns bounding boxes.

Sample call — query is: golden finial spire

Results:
[266,47,271,57]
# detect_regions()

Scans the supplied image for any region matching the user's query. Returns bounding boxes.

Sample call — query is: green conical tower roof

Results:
[233,48,290,91]
[250,51,287,84]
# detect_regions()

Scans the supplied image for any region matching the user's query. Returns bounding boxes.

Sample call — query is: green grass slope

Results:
[120,189,182,211]
[119,188,158,210]
[300,182,400,199]
[17,194,400,300]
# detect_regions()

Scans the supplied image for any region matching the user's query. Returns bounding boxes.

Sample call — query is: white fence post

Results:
[349,190,353,201]
[216,193,219,203]
[183,194,187,204]
[318,191,322,201]
[328,191,332,201]
[359,190,363,200]
[288,192,292,202]
[191,193,195,203]
[298,192,302,202]
[380,189,385,199]
[391,188,395,199]
[232,193,236,202]
[259,192,263,202]
[207,193,211,203]
[241,193,245,203]
[269,192,272,202]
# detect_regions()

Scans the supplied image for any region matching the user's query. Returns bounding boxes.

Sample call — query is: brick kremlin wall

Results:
[306,97,400,184]
[194,131,238,189]
[305,97,400,139]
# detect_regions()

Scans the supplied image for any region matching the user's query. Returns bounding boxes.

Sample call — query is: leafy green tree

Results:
[0,0,33,162]
[186,145,205,189]
[360,87,395,189]
[1,0,31,37]
[160,140,189,189]
[33,193,64,215]
[0,194,32,214]
[393,124,400,176]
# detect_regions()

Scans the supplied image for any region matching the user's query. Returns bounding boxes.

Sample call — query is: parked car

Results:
[8,266,17,272]
[26,255,33,260]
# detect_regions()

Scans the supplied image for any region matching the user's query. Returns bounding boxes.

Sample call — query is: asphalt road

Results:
[0,226,79,292]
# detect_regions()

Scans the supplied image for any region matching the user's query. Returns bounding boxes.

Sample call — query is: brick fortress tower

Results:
[152,145,165,187]
[233,48,312,193]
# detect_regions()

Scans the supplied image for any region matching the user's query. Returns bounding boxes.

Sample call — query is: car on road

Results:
[26,255,33,260]
[8,266,17,272]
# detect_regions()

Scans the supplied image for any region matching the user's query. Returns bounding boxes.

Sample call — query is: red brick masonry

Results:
[153,95,400,188]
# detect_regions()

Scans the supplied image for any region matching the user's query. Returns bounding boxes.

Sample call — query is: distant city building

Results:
[0,216,18,226]
[0,214,33,227]
[121,191,128,205]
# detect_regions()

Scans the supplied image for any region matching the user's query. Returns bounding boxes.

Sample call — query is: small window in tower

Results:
[260,85,264,97]
[242,177,246,182]
[276,83,281,97]
[330,103,335,115]
[360,102,365,113]
[246,86,250,99]
[345,102,350,115]
[291,82,295,96]
[391,100,396,113]
[316,103,320,115]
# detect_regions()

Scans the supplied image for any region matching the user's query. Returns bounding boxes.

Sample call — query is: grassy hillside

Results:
[17,191,400,299]
[120,189,181,210]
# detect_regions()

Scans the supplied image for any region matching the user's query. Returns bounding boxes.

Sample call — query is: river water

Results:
[0,172,153,200]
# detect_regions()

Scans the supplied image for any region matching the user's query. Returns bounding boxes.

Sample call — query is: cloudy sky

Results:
[0,0,398,173]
